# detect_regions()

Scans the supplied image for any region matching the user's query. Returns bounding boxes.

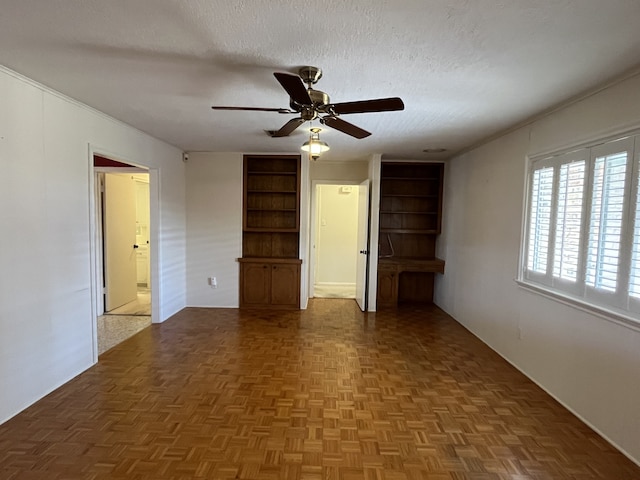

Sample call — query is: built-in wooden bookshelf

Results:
[239,155,301,309]
[377,162,445,307]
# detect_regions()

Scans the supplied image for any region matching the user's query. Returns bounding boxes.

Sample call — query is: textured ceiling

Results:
[1,0,640,161]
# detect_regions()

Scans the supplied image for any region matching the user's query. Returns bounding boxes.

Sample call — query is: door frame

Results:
[88,145,160,362]
[355,179,371,311]
[308,179,366,300]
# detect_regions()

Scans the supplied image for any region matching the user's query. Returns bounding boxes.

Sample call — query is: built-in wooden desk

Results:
[377,257,445,307]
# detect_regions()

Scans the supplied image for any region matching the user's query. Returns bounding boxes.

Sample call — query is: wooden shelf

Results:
[380,211,438,215]
[377,162,444,307]
[244,227,299,233]
[246,171,297,176]
[247,208,297,212]
[378,256,445,273]
[247,189,297,194]
[380,228,439,234]
[379,193,439,198]
[241,155,301,309]
[383,176,440,181]
[238,257,302,264]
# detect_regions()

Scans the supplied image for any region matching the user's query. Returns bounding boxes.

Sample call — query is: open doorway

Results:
[92,155,153,355]
[102,172,151,315]
[310,183,362,299]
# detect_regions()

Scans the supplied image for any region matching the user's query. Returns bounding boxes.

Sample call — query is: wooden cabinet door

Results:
[240,262,270,306]
[270,263,300,307]
[376,270,397,307]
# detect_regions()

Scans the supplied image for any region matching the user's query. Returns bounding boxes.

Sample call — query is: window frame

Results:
[583,138,635,309]
[519,132,640,329]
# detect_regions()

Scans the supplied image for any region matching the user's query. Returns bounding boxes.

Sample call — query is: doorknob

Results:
[360,250,369,254]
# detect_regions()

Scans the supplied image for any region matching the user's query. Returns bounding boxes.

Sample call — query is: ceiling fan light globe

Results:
[301,140,330,155]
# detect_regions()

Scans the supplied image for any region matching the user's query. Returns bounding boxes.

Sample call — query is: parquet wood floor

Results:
[1,299,638,479]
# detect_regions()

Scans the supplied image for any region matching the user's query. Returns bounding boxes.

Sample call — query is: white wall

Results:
[436,71,640,463]
[186,152,243,307]
[310,159,369,182]
[0,66,186,425]
[315,185,359,294]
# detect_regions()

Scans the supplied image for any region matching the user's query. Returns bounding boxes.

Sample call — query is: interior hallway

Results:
[98,287,152,355]
[0,299,638,479]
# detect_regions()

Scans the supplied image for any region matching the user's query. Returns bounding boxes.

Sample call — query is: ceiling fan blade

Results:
[269,117,306,137]
[331,97,405,115]
[274,72,312,106]
[212,106,294,113]
[321,117,371,139]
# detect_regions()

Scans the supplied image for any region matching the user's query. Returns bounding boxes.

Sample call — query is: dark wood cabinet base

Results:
[239,258,301,309]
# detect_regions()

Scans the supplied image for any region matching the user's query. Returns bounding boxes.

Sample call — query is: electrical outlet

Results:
[209,276,218,288]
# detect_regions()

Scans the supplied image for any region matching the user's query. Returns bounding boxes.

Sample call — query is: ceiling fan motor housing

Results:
[290,88,331,113]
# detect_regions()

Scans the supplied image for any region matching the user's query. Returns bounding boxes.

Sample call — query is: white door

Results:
[104,173,138,311]
[355,179,370,311]
[135,179,150,286]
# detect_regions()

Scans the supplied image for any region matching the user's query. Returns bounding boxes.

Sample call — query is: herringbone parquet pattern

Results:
[0,300,638,479]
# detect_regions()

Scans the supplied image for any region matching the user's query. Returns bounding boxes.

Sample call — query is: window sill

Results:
[515,279,640,333]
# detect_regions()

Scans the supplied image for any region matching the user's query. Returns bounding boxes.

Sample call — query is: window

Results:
[527,167,554,274]
[521,134,640,323]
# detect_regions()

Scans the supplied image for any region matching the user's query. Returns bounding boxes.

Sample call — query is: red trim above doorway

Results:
[93,155,132,168]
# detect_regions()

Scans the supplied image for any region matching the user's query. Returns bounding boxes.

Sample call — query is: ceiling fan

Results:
[211,66,404,139]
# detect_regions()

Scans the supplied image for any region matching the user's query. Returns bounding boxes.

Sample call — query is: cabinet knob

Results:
[359,250,369,255]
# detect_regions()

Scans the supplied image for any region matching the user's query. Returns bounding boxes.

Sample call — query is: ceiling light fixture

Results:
[301,127,330,161]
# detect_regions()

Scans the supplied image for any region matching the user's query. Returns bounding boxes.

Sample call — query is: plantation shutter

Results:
[628,143,640,301]
[585,151,628,292]
[553,160,586,281]
[527,166,554,275]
